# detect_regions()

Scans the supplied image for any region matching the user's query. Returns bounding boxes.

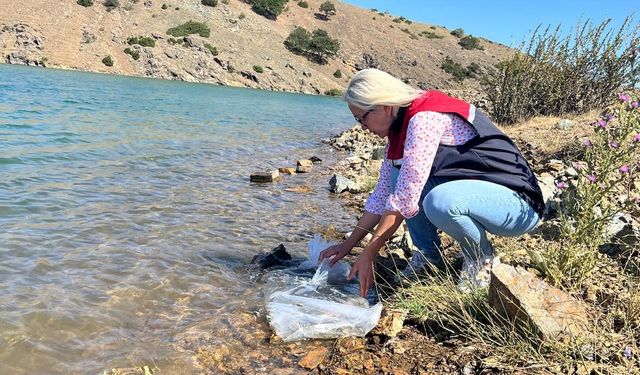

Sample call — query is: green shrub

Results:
[103,0,119,9]
[333,69,342,78]
[308,29,339,62]
[420,30,443,39]
[201,0,217,7]
[284,27,311,53]
[77,0,93,7]
[127,36,156,47]
[482,17,640,124]
[297,1,308,8]
[248,0,288,20]
[392,17,402,23]
[458,35,483,50]
[239,12,245,19]
[102,55,114,66]
[204,43,218,56]
[124,47,140,60]
[319,1,336,20]
[222,0,229,4]
[401,28,418,40]
[450,28,464,37]
[441,57,469,82]
[253,65,264,73]
[166,21,211,37]
[466,62,482,78]
[284,27,339,63]
[161,3,167,9]
[324,88,342,96]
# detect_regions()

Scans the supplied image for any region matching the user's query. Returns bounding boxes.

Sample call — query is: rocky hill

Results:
[0,0,515,94]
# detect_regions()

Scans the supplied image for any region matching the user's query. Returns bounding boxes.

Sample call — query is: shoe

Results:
[457,255,496,292]
[395,252,444,283]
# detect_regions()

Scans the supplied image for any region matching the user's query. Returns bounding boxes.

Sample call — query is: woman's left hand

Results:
[348,250,377,298]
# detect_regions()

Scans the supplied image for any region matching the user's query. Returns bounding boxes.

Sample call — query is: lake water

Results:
[0,64,357,374]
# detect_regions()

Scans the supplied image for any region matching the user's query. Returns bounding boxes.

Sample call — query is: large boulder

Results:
[488,263,589,341]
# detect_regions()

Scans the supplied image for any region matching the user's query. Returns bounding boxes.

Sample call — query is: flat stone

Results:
[296,159,313,173]
[546,159,565,172]
[329,174,359,193]
[278,167,296,175]
[370,307,406,337]
[488,263,589,341]
[250,170,280,183]
[285,185,311,193]
[298,347,328,369]
[296,165,312,173]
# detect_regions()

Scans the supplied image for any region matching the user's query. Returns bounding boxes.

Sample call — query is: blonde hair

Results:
[343,68,424,110]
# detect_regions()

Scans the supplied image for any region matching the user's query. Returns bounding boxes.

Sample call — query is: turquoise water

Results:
[0,64,356,374]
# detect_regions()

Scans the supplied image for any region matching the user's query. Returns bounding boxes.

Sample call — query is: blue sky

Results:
[342,0,639,47]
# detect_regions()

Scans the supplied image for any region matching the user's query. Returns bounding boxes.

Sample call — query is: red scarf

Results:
[387,91,473,160]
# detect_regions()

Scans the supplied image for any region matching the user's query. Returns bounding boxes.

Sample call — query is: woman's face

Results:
[348,104,394,138]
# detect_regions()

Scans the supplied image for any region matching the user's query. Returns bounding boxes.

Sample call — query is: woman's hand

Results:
[348,250,377,298]
[318,242,352,266]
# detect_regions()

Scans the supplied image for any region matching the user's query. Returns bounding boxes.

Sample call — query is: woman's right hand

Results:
[318,242,352,266]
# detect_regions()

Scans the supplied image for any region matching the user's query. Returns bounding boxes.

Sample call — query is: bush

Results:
[420,30,443,39]
[102,55,114,66]
[319,1,336,20]
[222,0,229,3]
[308,29,339,62]
[324,88,342,96]
[161,3,167,9]
[127,36,156,47]
[204,43,218,56]
[466,62,482,78]
[201,0,217,7]
[333,69,342,78]
[253,65,264,73]
[166,21,211,37]
[481,17,640,124]
[284,27,339,63]
[77,0,93,7]
[297,1,308,8]
[441,57,469,82]
[248,0,288,20]
[401,28,418,40]
[103,0,119,9]
[458,35,483,50]
[239,12,245,19]
[284,27,311,53]
[124,47,140,60]
[450,28,464,37]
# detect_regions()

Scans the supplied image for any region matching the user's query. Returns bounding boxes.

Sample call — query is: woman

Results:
[319,68,544,297]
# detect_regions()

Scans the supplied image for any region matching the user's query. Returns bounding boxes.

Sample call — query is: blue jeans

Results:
[389,167,540,265]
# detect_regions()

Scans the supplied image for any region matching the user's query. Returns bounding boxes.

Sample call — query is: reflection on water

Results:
[0,65,356,374]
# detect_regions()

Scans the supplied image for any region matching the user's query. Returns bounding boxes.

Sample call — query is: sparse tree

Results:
[319,1,336,20]
[309,28,339,62]
[284,27,312,53]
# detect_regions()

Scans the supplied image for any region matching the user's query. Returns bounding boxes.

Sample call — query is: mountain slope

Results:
[0,0,515,94]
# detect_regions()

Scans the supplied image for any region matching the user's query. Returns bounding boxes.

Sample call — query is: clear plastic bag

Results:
[265,235,382,342]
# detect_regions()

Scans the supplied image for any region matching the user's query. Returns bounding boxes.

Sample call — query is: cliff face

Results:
[0,0,514,94]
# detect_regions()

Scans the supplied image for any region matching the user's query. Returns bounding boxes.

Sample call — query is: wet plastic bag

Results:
[265,235,382,342]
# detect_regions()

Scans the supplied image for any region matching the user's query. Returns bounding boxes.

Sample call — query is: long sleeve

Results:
[364,155,392,215]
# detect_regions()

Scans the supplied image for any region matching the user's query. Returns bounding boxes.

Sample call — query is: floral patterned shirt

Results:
[364,111,479,218]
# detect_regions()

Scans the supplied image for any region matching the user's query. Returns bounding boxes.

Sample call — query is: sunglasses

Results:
[354,107,376,125]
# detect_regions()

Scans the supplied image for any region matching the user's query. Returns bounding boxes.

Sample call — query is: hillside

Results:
[0,0,515,94]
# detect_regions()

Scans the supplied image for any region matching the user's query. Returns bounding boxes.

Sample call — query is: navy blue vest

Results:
[395,109,545,217]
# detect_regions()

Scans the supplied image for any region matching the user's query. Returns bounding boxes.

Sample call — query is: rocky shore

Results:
[104,110,639,374]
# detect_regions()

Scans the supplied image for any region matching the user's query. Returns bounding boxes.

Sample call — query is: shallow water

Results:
[0,65,358,374]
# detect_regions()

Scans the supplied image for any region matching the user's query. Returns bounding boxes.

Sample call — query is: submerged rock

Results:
[251,244,292,269]
[250,170,280,183]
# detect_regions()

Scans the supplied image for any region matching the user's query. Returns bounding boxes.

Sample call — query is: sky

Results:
[342,0,639,47]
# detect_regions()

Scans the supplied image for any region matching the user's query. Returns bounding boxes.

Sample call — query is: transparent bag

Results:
[265,235,382,342]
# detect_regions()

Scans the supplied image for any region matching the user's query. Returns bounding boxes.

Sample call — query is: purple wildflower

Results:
[620,165,630,174]
[632,101,639,109]
[582,139,593,147]
[574,162,585,170]
[619,94,630,102]
[597,119,607,128]
[624,346,632,359]
[606,113,615,121]
[634,133,640,142]
[556,181,568,190]
[587,175,597,183]
[610,141,620,149]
